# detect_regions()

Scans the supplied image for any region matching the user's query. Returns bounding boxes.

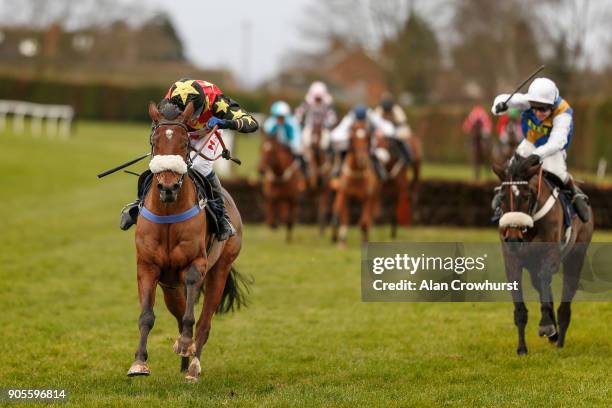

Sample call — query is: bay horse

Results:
[258,134,304,242]
[330,121,380,246]
[128,101,248,382]
[470,120,491,180]
[305,123,334,235]
[373,134,411,238]
[492,155,593,354]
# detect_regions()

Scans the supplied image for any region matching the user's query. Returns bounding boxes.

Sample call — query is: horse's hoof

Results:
[127,360,150,377]
[538,325,557,338]
[548,332,559,343]
[184,357,201,383]
[173,337,196,357]
[337,242,347,250]
[516,347,528,356]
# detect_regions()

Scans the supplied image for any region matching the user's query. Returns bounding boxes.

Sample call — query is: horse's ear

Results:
[492,162,506,180]
[179,102,194,123]
[148,101,161,123]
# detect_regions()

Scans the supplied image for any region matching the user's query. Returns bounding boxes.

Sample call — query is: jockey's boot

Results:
[565,177,590,222]
[119,170,152,231]
[370,154,388,182]
[331,150,348,178]
[491,186,502,222]
[395,139,412,165]
[297,155,309,178]
[120,200,140,230]
[206,171,236,241]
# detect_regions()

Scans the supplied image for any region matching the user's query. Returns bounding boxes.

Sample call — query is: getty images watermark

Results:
[361,243,612,302]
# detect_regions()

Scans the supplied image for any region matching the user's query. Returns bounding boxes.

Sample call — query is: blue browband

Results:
[140,205,201,224]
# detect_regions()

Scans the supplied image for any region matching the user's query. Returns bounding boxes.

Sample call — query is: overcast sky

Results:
[148,0,312,87]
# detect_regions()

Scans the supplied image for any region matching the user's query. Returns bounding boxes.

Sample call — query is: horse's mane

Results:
[157,100,182,121]
[507,155,534,180]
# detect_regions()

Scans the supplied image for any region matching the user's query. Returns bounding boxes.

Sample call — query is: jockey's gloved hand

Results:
[207,117,231,130]
[495,101,508,114]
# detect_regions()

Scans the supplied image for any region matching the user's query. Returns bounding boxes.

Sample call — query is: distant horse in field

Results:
[128,101,249,382]
[305,123,334,235]
[469,120,491,180]
[330,121,380,246]
[258,134,304,242]
[493,155,593,354]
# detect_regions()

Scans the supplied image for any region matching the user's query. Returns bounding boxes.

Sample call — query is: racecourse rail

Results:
[225,178,612,228]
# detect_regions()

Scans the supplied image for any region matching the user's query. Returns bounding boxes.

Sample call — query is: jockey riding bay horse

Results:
[331,121,380,246]
[128,102,248,382]
[258,134,304,242]
[305,123,334,235]
[373,134,414,238]
[493,155,593,354]
[470,120,490,180]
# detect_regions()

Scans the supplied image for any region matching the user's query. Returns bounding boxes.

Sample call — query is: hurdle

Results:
[0,99,74,139]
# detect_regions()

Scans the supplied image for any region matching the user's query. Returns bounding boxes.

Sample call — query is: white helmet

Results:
[270,100,291,117]
[526,78,559,106]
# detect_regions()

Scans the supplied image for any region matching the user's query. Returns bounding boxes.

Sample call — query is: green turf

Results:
[0,123,611,407]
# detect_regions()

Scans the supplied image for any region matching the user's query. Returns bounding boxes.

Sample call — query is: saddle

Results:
[542,171,575,229]
[137,169,222,235]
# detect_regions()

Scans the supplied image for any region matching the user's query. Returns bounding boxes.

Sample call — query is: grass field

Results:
[0,123,611,407]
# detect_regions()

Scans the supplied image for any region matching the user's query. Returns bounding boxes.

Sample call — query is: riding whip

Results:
[97,152,151,178]
[495,65,545,114]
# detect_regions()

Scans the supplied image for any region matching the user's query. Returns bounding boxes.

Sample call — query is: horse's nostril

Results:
[157,183,163,191]
[172,183,180,191]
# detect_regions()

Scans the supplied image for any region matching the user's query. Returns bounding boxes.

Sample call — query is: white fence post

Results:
[0,99,74,138]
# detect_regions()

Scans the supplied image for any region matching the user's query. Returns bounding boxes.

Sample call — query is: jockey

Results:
[330,104,395,181]
[462,105,492,137]
[374,93,413,165]
[491,77,589,222]
[263,101,308,176]
[293,81,337,153]
[495,107,523,145]
[120,78,259,240]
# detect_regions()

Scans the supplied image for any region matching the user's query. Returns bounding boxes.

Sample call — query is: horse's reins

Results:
[500,167,559,225]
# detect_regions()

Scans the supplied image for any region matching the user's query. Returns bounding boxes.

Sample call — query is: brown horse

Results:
[258,135,304,242]
[305,123,334,235]
[128,102,248,382]
[470,120,491,180]
[493,155,593,354]
[331,122,380,246]
[373,134,411,239]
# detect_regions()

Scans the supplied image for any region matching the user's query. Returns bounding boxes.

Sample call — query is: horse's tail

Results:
[216,266,252,314]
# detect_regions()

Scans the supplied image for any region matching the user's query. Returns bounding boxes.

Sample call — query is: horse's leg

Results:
[338,196,350,247]
[187,253,236,382]
[127,264,160,376]
[504,253,528,355]
[529,256,559,340]
[331,190,344,243]
[265,197,276,229]
[558,247,586,348]
[360,196,374,243]
[173,261,206,359]
[161,286,189,372]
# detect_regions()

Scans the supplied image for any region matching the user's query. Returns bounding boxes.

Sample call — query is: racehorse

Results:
[128,101,248,382]
[493,120,522,166]
[492,155,593,354]
[305,123,334,235]
[330,121,380,246]
[258,134,304,242]
[373,134,411,238]
[469,120,491,180]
